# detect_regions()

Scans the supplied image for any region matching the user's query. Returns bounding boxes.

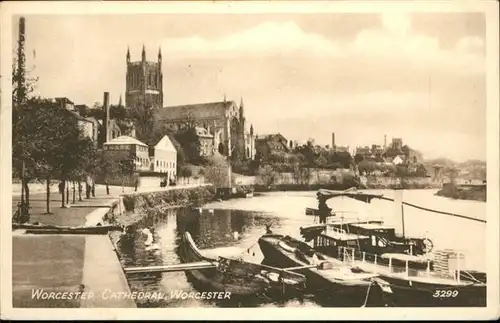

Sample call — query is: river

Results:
[114,189,486,308]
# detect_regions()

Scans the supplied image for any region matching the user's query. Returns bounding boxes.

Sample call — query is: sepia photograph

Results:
[1,1,499,320]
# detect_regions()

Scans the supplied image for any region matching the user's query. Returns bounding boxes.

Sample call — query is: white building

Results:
[393,155,405,165]
[151,135,177,179]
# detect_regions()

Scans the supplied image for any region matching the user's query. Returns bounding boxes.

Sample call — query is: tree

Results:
[13,98,94,213]
[118,159,135,192]
[258,164,278,187]
[203,155,231,187]
[129,101,160,146]
[12,22,39,213]
[179,165,193,183]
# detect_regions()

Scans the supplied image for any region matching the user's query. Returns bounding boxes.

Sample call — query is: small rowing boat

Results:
[178,232,307,297]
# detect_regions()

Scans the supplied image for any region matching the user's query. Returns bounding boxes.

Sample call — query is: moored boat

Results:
[178,231,307,297]
[298,188,487,306]
[20,224,123,235]
[308,224,486,307]
[258,233,392,307]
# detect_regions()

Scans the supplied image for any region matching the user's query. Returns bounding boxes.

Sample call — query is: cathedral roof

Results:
[158,101,237,121]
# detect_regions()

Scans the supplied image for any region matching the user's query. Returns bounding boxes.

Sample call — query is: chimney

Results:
[384,134,387,148]
[103,92,110,143]
[331,132,336,151]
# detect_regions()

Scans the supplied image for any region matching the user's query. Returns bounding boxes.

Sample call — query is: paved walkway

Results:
[12,185,134,227]
[11,183,206,308]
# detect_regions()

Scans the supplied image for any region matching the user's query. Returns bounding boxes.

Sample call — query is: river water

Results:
[115,189,486,308]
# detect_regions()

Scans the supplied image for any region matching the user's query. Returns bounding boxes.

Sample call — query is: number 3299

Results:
[433,290,459,298]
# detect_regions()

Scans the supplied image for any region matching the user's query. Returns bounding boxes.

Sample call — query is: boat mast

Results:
[394,177,406,238]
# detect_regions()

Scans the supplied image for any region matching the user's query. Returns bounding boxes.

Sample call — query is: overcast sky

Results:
[14,12,486,162]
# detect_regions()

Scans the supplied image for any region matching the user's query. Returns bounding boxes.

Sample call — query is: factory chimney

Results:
[103,92,110,143]
[332,132,336,151]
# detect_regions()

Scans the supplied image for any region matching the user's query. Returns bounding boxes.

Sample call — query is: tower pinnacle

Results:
[142,44,146,61]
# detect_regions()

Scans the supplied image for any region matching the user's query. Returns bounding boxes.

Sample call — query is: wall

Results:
[113,185,217,227]
[152,149,176,176]
[255,168,354,185]
[132,144,150,172]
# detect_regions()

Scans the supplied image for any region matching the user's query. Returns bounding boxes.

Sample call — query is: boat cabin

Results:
[327,221,426,256]
[313,225,422,260]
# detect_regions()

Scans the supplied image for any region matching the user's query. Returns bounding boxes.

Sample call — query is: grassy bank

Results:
[121,185,217,213]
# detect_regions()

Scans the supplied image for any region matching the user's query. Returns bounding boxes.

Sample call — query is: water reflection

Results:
[114,189,486,308]
[116,207,294,307]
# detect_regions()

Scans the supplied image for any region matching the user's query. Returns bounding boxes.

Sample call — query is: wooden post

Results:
[426,260,430,276]
[374,254,377,265]
[352,248,355,261]
[456,252,461,283]
[405,260,409,277]
[389,257,392,271]
[362,252,366,263]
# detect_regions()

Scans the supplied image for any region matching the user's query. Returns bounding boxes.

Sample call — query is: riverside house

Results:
[150,135,178,180]
[103,135,150,172]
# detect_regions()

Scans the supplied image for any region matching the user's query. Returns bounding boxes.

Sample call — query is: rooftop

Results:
[154,135,178,152]
[104,135,148,147]
[158,101,237,121]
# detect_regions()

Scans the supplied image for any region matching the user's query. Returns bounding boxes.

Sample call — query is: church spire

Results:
[142,44,146,61]
[118,95,123,107]
[239,95,245,120]
[250,124,254,136]
[126,46,130,63]
[158,46,162,62]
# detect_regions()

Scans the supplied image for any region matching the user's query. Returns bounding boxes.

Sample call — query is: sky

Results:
[13,12,487,162]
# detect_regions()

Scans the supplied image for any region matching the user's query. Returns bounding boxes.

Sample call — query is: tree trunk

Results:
[78,181,82,201]
[61,180,66,208]
[23,180,30,207]
[66,180,70,205]
[46,178,51,214]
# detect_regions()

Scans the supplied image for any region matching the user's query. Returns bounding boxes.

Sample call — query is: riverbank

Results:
[251,180,441,193]
[11,185,136,308]
[11,184,213,308]
[107,184,216,228]
[436,182,487,202]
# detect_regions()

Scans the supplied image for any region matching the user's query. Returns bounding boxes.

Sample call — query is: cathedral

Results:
[125,46,255,160]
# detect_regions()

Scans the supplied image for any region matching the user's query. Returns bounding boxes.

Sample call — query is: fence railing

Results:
[336,246,462,282]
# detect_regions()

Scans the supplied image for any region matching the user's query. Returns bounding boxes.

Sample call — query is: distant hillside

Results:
[423,158,486,180]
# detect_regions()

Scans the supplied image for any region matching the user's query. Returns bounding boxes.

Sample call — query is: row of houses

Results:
[102,135,177,179]
[55,96,177,180]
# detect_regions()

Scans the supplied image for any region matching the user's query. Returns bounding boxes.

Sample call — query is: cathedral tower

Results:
[125,45,163,109]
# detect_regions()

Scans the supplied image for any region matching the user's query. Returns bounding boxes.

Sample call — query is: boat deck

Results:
[351,260,476,286]
[275,238,378,284]
[349,223,394,231]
